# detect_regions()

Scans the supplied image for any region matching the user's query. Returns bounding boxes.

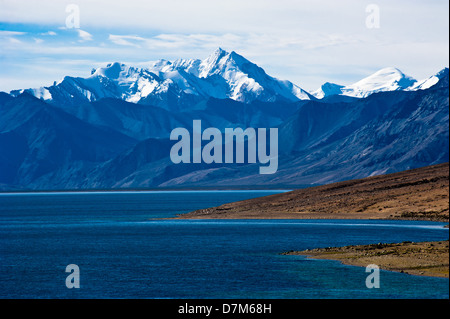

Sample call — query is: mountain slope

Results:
[45,96,303,141]
[409,68,449,91]
[157,74,449,188]
[169,48,313,102]
[176,162,449,221]
[0,93,136,187]
[311,82,345,99]
[46,72,447,191]
[57,98,191,140]
[1,56,448,190]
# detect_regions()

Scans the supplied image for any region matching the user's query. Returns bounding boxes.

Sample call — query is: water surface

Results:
[0,191,448,299]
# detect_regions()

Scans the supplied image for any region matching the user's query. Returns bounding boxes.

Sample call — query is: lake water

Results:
[0,191,448,299]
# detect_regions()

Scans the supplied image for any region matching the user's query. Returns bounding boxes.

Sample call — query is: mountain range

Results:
[1,48,448,190]
[10,48,312,112]
[311,67,448,99]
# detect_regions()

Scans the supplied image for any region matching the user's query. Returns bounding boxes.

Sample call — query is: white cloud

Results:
[77,29,93,42]
[40,31,57,36]
[0,30,26,36]
[0,0,448,92]
[7,37,22,44]
[108,34,146,47]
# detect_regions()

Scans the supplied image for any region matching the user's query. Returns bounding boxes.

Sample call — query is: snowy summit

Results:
[312,67,448,99]
[9,49,448,107]
[10,48,312,109]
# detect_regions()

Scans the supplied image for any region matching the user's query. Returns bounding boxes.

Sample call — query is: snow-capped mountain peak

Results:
[312,67,422,99]
[408,67,449,91]
[198,47,230,78]
[196,48,312,102]
[312,82,345,99]
[145,48,313,103]
[9,48,312,108]
[10,50,445,107]
[88,62,164,103]
[148,59,174,75]
[92,62,129,79]
[170,59,201,76]
[341,67,417,98]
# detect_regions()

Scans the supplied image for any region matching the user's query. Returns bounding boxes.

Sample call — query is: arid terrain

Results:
[176,163,449,221]
[282,240,449,278]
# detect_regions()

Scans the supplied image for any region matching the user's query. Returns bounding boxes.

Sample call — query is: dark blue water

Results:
[0,191,448,299]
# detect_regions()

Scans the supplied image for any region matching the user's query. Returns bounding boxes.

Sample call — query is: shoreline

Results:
[282,240,449,278]
[175,163,449,222]
[173,163,449,279]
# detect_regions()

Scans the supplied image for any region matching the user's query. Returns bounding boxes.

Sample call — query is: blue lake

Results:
[0,191,448,299]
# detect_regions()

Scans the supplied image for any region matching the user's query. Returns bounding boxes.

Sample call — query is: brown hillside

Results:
[176,163,449,221]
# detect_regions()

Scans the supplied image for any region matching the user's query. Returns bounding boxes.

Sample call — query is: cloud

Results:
[40,31,57,36]
[0,30,26,45]
[108,34,146,47]
[0,30,26,36]
[106,33,243,54]
[77,29,93,42]
[0,0,448,92]
[7,37,23,44]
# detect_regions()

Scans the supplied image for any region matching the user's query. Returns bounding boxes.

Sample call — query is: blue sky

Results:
[0,0,448,92]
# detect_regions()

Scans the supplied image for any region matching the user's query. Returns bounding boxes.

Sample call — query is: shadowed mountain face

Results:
[1,58,448,190]
[0,93,136,187]
[152,77,448,189]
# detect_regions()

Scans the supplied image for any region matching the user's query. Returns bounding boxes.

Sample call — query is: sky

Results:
[0,0,448,92]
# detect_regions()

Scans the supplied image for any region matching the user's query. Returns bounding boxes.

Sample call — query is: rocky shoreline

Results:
[282,240,449,278]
